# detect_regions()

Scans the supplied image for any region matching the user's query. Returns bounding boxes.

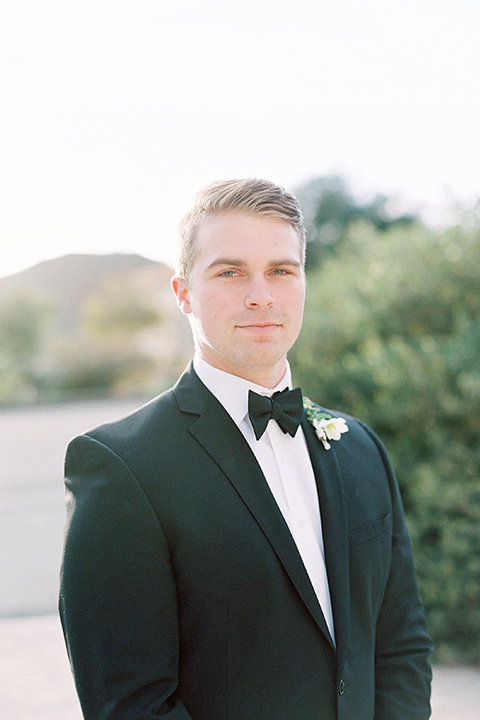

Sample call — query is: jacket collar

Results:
[174,364,350,665]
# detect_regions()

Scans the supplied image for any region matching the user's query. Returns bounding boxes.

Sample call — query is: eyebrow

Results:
[206,258,302,270]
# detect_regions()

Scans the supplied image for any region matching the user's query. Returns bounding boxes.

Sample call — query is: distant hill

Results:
[0,253,193,403]
[0,253,173,335]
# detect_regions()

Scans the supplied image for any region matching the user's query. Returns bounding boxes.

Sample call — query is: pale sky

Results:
[1,0,479,278]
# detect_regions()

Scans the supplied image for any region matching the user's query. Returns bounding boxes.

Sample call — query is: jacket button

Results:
[339,679,346,696]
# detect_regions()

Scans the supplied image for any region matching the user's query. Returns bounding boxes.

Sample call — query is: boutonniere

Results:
[303,397,349,450]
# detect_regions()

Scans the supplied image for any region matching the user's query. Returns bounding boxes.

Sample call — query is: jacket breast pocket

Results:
[349,512,391,547]
[349,512,392,614]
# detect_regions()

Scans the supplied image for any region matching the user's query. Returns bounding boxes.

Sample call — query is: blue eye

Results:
[220,269,239,277]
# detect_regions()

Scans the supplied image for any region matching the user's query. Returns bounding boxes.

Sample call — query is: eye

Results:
[218,269,240,277]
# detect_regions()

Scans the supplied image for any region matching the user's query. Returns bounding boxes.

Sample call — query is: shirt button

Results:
[339,679,345,696]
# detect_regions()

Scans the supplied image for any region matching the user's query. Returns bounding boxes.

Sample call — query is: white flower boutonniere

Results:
[303,397,349,450]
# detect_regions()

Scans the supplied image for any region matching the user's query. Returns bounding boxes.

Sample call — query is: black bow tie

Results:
[248,386,304,440]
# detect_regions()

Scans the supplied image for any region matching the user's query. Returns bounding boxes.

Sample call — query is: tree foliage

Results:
[290,218,480,664]
[0,295,53,402]
[295,175,418,270]
[0,264,190,403]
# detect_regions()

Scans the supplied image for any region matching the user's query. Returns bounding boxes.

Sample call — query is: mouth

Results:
[236,322,282,331]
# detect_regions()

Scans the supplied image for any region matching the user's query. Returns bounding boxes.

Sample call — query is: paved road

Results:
[0,398,145,616]
[1,400,479,718]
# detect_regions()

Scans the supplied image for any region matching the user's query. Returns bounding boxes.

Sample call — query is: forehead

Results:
[194,211,301,260]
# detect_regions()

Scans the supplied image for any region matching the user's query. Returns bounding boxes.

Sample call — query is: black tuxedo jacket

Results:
[60,365,432,720]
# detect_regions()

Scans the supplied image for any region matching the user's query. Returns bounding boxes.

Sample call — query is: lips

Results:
[237,323,281,329]
[236,323,283,337]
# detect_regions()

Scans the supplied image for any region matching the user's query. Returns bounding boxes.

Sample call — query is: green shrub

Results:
[291,220,480,664]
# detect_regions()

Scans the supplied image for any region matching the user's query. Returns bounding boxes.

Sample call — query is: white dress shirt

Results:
[193,354,335,643]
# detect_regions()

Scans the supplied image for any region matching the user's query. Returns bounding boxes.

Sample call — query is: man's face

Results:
[172,211,305,387]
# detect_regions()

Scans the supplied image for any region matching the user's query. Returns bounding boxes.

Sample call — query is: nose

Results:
[245,275,274,309]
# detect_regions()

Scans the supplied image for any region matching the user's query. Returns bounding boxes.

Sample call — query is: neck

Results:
[195,353,288,390]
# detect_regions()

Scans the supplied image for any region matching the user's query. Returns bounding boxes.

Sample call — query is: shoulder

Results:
[65,386,174,453]
[90,387,176,444]
[72,363,204,447]
[65,364,213,472]
[63,388,176,475]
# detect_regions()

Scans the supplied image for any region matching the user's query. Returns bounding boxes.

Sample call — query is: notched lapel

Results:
[303,418,351,674]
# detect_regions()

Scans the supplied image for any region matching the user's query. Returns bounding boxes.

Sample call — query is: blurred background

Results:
[1,1,479,717]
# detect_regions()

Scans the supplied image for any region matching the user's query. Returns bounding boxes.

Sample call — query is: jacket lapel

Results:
[173,366,334,645]
[302,417,350,676]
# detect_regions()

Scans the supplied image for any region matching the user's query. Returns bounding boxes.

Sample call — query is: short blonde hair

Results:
[177,178,306,283]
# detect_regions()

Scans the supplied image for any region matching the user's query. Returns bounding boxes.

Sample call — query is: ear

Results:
[171,274,192,315]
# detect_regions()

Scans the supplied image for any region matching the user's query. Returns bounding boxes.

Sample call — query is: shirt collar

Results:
[193,353,292,427]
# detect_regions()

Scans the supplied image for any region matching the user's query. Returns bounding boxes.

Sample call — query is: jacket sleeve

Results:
[363,425,433,720]
[59,433,193,720]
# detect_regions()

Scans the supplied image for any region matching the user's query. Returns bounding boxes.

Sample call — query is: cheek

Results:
[291,308,304,338]
[191,291,229,328]
[285,286,305,319]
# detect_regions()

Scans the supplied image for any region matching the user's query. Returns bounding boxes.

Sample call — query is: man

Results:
[60,178,433,720]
